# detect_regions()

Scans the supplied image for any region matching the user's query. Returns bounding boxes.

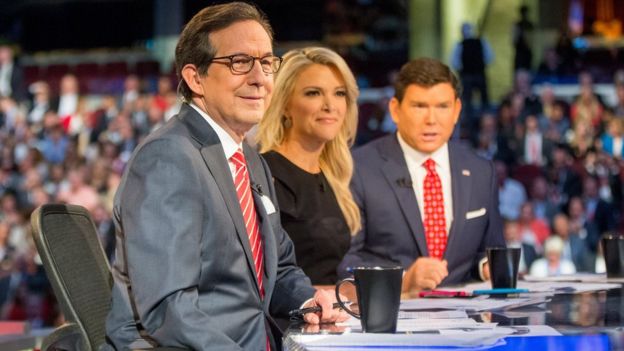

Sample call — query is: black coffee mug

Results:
[602,234,624,278]
[487,247,521,289]
[335,266,403,333]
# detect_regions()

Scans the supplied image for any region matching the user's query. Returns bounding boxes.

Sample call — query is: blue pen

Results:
[473,288,530,295]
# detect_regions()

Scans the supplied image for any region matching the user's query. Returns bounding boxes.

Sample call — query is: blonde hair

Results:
[257,47,361,234]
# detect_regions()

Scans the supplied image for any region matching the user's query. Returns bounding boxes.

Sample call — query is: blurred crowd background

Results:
[0,0,623,329]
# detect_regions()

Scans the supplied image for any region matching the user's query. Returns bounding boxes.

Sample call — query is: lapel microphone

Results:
[396,178,413,188]
[251,182,263,195]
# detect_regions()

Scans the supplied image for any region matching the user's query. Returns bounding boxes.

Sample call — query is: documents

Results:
[441,279,620,294]
[400,295,548,311]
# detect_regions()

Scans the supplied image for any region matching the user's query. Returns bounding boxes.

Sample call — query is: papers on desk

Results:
[524,273,624,284]
[293,287,562,350]
[442,278,621,295]
[291,325,561,349]
[290,329,510,348]
[398,310,468,319]
[339,315,497,332]
[400,295,548,312]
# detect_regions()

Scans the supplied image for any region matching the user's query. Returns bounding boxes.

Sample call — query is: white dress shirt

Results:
[397,134,453,233]
[397,134,487,280]
[189,103,241,180]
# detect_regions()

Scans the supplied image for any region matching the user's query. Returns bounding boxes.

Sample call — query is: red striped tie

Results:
[423,158,447,259]
[230,149,265,298]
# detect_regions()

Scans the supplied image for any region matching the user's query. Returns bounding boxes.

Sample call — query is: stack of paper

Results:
[443,279,621,294]
[400,296,548,312]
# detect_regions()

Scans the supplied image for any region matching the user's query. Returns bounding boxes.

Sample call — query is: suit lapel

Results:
[178,104,263,297]
[380,135,429,257]
[445,143,471,259]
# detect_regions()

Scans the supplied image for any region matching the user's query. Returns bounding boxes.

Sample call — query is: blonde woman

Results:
[257,47,360,285]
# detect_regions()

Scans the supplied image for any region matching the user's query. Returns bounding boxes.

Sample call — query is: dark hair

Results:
[393,57,462,102]
[175,2,273,101]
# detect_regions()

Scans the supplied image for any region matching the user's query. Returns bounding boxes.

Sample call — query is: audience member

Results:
[528,176,559,222]
[450,22,494,117]
[56,74,85,136]
[551,212,594,272]
[27,81,52,127]
[496,160,527,221]
[503,220,537,275]
[529,235,576,277]
[582,176,616,242]
[55,165,100,213]
[543,100,571,143]
[567,196,601,253]
[0,44,25,102]
[599,118,624,159]
[613,79,624,116]
[535,48,563,83]
[512,5,534,72]
[517,201,550,252]
[257,47,360,285]
[521,114,551,166]
[547,143,583,205]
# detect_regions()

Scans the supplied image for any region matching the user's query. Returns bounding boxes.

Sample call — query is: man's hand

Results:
[302,289,350,324]
[402,257,448,293]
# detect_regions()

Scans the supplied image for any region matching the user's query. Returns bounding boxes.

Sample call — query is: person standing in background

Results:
[513,5,534,72]
[0,43,24,102]
[257,47,360,285]
[450,22,494,119]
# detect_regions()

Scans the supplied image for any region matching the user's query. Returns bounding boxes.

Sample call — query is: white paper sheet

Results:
[290,329,510,348]
[442,279,621,294]
[398,310,468,319]
[400,296,548,311]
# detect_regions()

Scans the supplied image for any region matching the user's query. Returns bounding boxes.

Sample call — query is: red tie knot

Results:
[424,158,436,173]
[230,149,246,170]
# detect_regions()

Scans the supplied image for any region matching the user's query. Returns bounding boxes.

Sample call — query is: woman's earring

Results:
[282,116,292,128]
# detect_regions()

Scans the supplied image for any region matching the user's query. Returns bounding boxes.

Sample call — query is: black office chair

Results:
[31,204,187,351]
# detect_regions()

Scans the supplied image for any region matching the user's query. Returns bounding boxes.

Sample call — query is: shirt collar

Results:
[189,103,241,159]
[396,132,450,170]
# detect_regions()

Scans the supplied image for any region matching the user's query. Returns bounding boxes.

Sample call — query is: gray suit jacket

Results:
[338,134,504,284]
[106,104,315,350]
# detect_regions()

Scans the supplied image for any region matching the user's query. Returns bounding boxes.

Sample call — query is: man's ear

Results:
[388,97,400,124]
[452,97,462,125]
[181,64,204,96]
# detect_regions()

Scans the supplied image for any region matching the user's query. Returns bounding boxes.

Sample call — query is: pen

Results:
[288,301,352,317]
[472,288,530,295]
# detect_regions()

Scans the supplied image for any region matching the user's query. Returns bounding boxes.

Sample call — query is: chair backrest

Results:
[31,204,112,351]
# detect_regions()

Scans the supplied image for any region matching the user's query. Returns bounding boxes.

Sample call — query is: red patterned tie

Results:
[230,149,265,298]
[423,158,447,259]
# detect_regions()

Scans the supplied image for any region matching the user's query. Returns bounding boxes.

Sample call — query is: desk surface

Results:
[284,284,624,350]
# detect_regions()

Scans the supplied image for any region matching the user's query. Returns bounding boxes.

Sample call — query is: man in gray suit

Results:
[106,3,346,350]
[338,58,504,295]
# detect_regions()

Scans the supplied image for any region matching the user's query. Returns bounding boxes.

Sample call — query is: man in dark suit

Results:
[0,44,25,102]
[105,3,346,350]
[338,58,504,294]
